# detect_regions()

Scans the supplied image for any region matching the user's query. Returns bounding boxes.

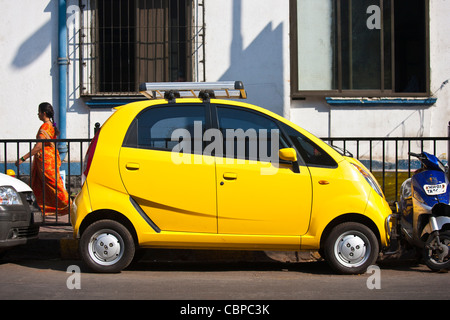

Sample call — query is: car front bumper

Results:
[0,192,42,248]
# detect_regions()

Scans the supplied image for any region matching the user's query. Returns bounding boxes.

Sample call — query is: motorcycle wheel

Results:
[423,230,450,272]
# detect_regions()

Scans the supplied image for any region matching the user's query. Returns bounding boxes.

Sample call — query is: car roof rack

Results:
[139,81,247,101]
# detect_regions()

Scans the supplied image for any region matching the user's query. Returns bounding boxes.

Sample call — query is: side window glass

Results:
[216,106,287,161]
[279,122,337,168]
[123,105,206,152]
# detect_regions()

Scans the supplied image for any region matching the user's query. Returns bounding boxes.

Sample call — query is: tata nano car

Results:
[71,81,393,274]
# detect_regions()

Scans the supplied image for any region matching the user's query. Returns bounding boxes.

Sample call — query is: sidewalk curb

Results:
[60,238,80,260]
[57,237,322,263]
[2,224,420,269]
[4,235,416,266]
[4,226,322,264]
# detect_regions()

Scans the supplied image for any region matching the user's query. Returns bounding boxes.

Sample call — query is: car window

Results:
[216,106,288,161]
[279,122,337,168]
[123,105,206,152]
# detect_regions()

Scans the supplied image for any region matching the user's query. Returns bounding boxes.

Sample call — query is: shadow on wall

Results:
[10,0,58,108]
[11,1,56,70]
[11,20,52,69]
[220,0,285,116]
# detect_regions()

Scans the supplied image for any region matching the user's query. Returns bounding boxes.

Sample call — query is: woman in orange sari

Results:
[16,102,70,215]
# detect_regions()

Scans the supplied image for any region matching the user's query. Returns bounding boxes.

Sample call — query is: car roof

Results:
[107,81,345,164]
[112,98,344,163]
[0,173,32,193]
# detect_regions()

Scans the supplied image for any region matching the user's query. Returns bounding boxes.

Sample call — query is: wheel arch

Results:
[319,213,382,251]
[79,210,139,245]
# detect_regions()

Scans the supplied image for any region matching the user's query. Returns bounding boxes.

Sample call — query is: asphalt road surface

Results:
[0,258,449,303]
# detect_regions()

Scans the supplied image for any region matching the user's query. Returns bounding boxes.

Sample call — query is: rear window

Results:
[123,105,207,152]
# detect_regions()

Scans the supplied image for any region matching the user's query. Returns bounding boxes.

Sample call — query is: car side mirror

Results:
[279,148,297,162]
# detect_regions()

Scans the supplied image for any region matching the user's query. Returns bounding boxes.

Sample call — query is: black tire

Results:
[423,230,450,272]
[323,222,379,275]
[79,219,135,273]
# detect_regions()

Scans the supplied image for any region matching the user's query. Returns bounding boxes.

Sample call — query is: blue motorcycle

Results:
[396,152,450,271]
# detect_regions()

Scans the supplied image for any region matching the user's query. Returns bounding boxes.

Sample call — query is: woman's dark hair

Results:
[39,102,60,136]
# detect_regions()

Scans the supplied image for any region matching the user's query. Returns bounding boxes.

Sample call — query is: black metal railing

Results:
[1,136,449,225]
[1,139,91,225]
[322,137,449,202]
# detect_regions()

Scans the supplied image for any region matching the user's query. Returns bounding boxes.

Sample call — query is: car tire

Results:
[80,219,135,273]
[323,222,379,275]
[423,230,450,272]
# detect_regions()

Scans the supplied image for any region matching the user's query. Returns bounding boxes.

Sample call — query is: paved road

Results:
[0,258,449,303]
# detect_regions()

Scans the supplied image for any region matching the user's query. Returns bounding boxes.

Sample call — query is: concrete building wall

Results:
[1,0,449,163]
[0,1,57,140]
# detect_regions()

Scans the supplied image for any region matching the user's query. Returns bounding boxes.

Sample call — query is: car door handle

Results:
[126,163,140,171]
[223,172,238,180]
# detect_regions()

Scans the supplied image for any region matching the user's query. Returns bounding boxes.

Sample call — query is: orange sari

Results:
[31,123,70,215]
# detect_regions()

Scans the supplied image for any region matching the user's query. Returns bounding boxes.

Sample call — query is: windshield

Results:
[438,158,447,173]
[330,144,354,158]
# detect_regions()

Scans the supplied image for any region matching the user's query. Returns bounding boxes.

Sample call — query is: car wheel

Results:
[323,222,379,275]
[80,219,135,273]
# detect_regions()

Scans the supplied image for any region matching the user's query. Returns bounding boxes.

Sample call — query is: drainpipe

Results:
[57,0,68,161]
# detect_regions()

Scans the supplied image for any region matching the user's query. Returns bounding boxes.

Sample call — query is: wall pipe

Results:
[57,0,68,161]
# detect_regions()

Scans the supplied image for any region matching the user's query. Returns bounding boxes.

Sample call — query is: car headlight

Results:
[351,163,384,198]
[24,191,36,204]
[0,186,23,205]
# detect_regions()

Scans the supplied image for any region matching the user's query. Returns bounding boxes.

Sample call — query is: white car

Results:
[0,173,42,249]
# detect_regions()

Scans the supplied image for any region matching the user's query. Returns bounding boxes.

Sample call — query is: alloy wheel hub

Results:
[336,234,367,265]
[89,232,122,264]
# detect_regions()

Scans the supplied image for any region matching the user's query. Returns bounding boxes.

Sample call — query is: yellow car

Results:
[71,81,393,274]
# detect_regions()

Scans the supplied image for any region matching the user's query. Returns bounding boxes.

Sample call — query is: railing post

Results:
[94,122,101,136]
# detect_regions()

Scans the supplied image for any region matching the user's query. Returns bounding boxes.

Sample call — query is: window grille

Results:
[79,0,205,96]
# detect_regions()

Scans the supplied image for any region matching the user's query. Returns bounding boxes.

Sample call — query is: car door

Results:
[119,104,217,233]
[214,105,313,236]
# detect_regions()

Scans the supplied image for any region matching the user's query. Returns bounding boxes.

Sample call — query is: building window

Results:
[290,0,429,97]
[80,0,205,96]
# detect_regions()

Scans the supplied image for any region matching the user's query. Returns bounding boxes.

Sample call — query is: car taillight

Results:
[82,129,101,184]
